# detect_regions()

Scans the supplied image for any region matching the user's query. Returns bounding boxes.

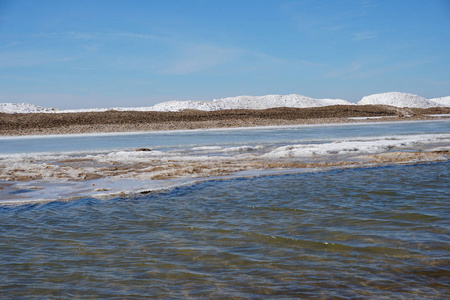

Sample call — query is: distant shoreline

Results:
[1,105,449,136]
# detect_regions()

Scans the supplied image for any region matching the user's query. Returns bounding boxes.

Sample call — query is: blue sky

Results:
[1,0,449,109]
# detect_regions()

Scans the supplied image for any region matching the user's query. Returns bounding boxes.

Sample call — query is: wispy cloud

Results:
[324,63,362,78]
[160,42,314,75]
[347,59,435,79]
[326,24,348,32]
[0,51,81,67]
[0,75,43,81]
[2,30,163,68]
[298,60,327,68]
[283,0,378,41]
[352,31,378,41]
[419,78,450,87]
[324,58,434,80]
[36,31,160,41]
[36,31,96,40]
[161,44,241,75]
[112,32,158,40]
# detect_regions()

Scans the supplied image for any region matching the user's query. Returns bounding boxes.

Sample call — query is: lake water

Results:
[0,120,449,298]
[1,120,449,155]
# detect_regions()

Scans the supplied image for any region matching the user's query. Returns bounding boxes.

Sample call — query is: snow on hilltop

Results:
[430,96,450,107]
[151,94,352,112]
[0,103,57,113]
[1,92,449,113]
[357,92,439,108]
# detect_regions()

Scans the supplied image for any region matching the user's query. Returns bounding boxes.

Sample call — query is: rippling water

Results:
[1,162,449,298]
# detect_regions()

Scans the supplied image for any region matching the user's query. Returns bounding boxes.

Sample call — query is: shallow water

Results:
[0,162,449,298]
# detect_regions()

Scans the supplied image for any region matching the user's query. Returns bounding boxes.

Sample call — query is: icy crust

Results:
[0,134,450,181]
[357,92,439,108]
[262,135,448,158]
[1,133,449,205]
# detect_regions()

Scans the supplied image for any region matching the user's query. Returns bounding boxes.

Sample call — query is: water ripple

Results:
[0,162,449,298]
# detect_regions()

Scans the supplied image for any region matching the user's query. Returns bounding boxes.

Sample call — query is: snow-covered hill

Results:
[0,103,57,113]
[152,94,352,112]
[430,96,450,107]
[1,92,449,113]
[357,92,439,108]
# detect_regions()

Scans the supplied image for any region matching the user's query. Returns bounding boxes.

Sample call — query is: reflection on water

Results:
[1,162,449,298]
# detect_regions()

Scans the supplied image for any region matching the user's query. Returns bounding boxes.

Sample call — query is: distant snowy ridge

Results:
[430,96,450,107]
[151,94,352,112]
[1,92,449,113]
[357,92,441,108]
[0,103,58,113]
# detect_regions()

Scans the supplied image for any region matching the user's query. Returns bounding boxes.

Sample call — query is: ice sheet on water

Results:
[191,146,223,151]
[222,145,264,153]
[263,134,450,158]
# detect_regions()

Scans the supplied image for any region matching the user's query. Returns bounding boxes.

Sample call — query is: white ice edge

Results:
[426,114,450,117]
[4,154,449,206]
[2,146,449,205]
[0,163,376,206]
[1,134,449,192]
[348,116,398,120]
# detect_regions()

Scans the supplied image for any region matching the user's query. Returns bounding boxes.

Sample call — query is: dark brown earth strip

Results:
[1,105,449,136]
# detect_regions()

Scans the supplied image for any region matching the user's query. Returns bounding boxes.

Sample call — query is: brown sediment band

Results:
[1,105,449,136]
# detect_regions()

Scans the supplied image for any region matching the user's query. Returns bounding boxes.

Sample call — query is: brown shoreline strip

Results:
[1,105,449,136]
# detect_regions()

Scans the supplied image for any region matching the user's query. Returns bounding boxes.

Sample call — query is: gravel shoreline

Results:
[1,105,449,136]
